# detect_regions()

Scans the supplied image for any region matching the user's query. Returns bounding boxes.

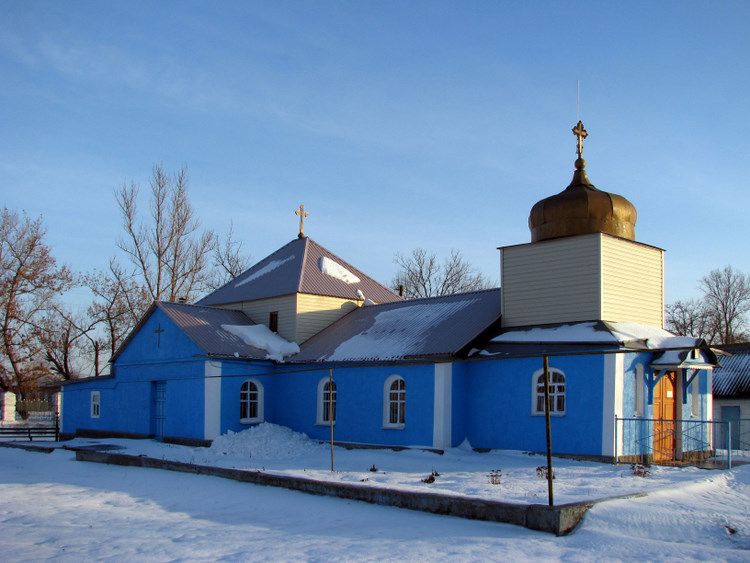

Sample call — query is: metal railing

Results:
[615,417,732,469]
[0,415,59,441]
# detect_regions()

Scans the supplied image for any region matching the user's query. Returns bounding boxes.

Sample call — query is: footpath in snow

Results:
[56,423,744,505]
[0,442,748,561]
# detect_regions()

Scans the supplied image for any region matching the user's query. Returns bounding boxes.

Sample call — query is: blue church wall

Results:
[62,307,209,440]
[220,360,275,434]
[464,354,605,455]
[260,363,436,448]
[116,308,204,368]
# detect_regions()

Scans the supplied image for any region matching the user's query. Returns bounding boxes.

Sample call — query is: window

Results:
[316,378,337,424]
[383,375,406,428]
[691,374,701,418]
[91,391,100,418]
[269,311,279,333]
[240,380,264,423]
[532,369,566,415]
[634,364,644,417]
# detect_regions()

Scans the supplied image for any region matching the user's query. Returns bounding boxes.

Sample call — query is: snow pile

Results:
[235,255,295,287]
[325,298,478,361]
[319,256,360,284]
[356,289,365,300]
[221,324,300,361]
[208,423,321,460]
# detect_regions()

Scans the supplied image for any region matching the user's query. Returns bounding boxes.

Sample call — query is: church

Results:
[61,122,718,462]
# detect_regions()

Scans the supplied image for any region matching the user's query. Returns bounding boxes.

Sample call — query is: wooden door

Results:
[653,373,676,462]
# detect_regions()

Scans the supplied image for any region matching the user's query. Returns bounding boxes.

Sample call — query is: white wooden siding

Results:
[501,234,602,327]
[501,233,665,328]
[600,235,664,327]
[296,293,360,343]
[218,295,297,341]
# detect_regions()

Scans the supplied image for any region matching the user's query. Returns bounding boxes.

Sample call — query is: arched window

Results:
[316,378,337,425]
[532,369,566,415]
[240,380,264,423]
[383,375,406,428]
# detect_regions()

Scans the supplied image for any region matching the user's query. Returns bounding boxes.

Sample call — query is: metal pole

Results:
[727,421,732,470]
[614,414,618,465]
[543,354,554,507]
[329,368,335,472]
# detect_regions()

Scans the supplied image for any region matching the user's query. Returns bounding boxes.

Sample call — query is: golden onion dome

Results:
[528,122,637,243]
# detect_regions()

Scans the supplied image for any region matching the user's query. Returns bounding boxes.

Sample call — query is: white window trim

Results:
[531,368,566,416]
[634,364,645,417]
[316,377,336,426]
[383,374,405,429]
[90,391,100,419]
[240,379,264,424]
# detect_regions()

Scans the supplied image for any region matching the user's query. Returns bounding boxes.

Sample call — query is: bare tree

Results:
[699,265,750,344]
[665,298,719,343]
[115,165,215,309]
[38,308,100,380]
[392,248,493,299]
[206,222,252,290]
[0,208,72,393]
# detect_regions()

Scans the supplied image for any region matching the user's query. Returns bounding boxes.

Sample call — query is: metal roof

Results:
[157,302,271,359]
[197,237,400,306]
[713,343,750,398]
[292,288,502,363]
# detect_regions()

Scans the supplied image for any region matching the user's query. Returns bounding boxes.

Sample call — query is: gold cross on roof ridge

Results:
[295,203,310,238]
[572,120,588,159]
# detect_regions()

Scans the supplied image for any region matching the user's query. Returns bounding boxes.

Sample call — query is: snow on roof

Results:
[198,237,399,306]
[294,289,502,363]
[221,324,300,362]
[491,321,677,348]
[319,256,360,284]
[235,255,295,287]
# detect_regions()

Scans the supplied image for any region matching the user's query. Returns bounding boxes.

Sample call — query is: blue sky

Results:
[2,1,749,308]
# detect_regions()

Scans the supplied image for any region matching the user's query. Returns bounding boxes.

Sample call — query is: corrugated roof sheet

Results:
[197,237,400,306]
[292,288,502,363]
[157,302,271,360]
[713,344,750,398]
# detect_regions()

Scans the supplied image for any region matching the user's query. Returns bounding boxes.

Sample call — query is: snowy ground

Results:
[0,444,748,561]
[46,423,750,505]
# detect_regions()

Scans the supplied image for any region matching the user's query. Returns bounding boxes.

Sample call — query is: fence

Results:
[615,417,732,469]
[0,415,59,441]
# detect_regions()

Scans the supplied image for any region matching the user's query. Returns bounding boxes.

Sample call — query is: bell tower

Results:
[500,122,665,328]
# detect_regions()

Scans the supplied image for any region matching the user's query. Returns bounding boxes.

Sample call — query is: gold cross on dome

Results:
[572,120,588,159]
[295,204,310,238]
[573,120,589,158]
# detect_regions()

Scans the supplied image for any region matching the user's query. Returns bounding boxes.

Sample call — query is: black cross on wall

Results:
[154,323,165,348]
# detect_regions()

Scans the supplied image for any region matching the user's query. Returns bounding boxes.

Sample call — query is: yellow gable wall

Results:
[295,293,360,343]
[218,293,361,344]
[218,295,298,341]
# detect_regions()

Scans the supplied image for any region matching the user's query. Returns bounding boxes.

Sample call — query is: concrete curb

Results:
[75,449,594,535]
[0,441,56,453]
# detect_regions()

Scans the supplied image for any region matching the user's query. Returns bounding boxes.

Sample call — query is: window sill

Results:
[382,424,405,430]
[531,412,565,417]
[240,418,263,425]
